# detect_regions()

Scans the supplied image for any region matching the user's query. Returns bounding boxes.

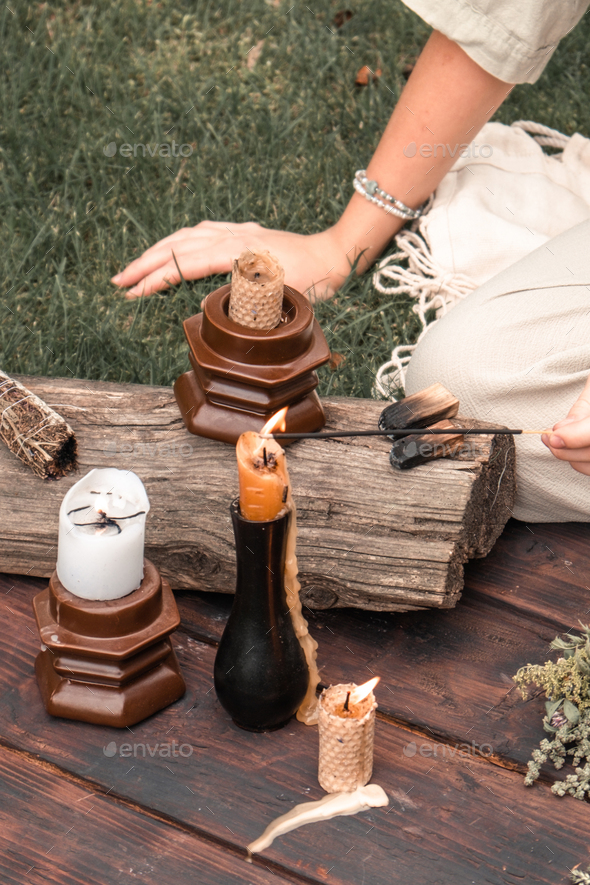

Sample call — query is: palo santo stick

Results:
[378,382,459,432]
[228,249,284,330]
[0,371,78,479]
[389,419,464,470]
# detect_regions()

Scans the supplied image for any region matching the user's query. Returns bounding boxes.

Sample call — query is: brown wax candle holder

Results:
[32,559,186,728]
[173,283,331,444]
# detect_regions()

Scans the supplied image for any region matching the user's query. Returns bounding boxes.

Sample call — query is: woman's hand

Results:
[111,32,514,305]
[111,221,352,301]
[542,376,590,476]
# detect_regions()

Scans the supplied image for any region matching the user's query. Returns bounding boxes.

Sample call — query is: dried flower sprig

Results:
[514,623,590,801]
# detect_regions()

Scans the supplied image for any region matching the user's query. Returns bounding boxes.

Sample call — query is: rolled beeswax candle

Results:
[318,679,379,793]
[229,249,284,330]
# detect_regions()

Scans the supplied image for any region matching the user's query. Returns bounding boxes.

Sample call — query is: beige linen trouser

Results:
[405,220,590,522]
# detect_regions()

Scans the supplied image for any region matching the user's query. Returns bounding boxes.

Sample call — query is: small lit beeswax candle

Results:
[318,678,380,793]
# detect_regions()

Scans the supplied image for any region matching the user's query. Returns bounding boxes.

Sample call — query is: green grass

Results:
[1,0,590,399]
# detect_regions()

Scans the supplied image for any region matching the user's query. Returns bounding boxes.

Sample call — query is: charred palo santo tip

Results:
[0,371,78,479]
[228,249,285,330]
[379,382,459,434]
[389,419,464,470]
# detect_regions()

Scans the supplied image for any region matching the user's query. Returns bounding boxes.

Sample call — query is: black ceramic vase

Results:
[214,501,309,731]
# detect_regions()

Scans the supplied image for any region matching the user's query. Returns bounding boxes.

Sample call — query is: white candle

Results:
[56,468,150,600]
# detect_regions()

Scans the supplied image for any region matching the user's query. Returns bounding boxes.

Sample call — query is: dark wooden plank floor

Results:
[1,518,589,883]
[0,747,280,885]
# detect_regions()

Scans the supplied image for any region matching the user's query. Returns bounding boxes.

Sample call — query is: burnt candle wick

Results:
[344,691,351,712]
[263,447,268,467]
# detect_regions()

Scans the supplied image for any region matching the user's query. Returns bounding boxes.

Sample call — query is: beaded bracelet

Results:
[353,170,423,221]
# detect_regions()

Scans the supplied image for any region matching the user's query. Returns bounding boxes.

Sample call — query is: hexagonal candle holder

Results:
[33,559,186,728]
[173,283,331,444]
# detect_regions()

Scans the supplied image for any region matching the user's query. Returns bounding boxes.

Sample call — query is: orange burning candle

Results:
[236,409,289,521]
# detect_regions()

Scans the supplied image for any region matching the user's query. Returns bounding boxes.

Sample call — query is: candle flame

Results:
[260,407,288,436]
[349,677,380,705]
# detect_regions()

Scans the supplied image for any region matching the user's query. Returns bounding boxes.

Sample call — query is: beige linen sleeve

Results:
[400,0,590,84]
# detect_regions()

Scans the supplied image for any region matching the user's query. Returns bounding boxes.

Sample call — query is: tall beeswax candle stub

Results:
[318,679,379,793]
[229,249,284,331]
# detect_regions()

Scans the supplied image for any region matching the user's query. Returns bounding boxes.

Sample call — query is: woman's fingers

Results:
[124,246,236,298]
[542,414,590,464]
[549,414,590,449]
[112,221,265,288]
[541,377,590,480]
[543,441,590,463]
[114,235,217,288]
[119,238,220,292]
[112,225,349,301]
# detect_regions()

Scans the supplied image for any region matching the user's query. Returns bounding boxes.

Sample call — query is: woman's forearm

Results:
[330,31,514,275]
[113,31,516,300]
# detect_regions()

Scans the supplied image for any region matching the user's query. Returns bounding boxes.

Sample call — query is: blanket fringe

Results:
[372,230,476,398]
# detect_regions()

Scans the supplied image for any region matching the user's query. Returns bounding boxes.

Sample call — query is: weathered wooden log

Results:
[0,375,516,612]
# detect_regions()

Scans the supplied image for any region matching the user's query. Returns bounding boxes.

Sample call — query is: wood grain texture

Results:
[0,375,515,611]
[7,519,587,777]
[463,520,590,632]
[174,588,553,772]
[164,518,590,774]
[0,746,284,885]
[1,574,589,885]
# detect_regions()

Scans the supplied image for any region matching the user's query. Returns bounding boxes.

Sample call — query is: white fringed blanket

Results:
[373,120,590,398]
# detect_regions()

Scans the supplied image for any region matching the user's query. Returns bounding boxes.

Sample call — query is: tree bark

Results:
[0,375,515,611]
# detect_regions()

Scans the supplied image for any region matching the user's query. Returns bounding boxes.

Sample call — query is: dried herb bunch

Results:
[514,623,590,800]
[0,371,78,479]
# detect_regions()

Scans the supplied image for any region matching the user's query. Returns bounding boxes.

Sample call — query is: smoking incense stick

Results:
[265,428,550,440]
